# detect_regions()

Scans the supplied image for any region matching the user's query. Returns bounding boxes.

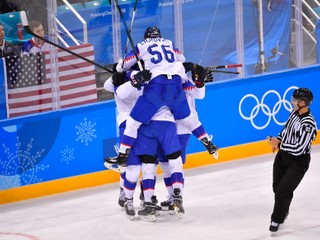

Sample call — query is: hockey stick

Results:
[121,0,138,68]
[206,63,242,70]
[207,69,239,74]
[111,0,144,71]
[19,11,114,74]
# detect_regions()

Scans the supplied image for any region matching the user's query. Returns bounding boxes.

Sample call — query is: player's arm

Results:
[103,77,114,93]
[193,84,205,99]
[120,45,140,71]
[172,41,185,62]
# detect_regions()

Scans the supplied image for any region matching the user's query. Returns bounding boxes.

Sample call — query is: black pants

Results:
[271,150,310,223]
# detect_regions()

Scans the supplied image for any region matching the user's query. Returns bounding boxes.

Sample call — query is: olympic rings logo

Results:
[238,86,298,130]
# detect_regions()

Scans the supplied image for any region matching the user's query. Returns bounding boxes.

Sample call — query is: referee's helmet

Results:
[293,88,313,106]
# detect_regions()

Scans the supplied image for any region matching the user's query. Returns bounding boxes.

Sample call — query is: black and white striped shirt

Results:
[278,109,317,156]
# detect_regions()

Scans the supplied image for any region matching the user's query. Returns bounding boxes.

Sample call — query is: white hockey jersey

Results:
[104,74,174,128]
[122,38,186,79]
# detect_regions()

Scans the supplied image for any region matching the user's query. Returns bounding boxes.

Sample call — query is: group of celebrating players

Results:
[103,26,218,222]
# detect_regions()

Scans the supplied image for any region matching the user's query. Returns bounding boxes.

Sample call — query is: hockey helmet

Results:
[144,26,161,39]
[292,88,313,106]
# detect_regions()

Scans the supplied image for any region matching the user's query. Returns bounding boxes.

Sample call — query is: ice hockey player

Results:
[106,26,218,169]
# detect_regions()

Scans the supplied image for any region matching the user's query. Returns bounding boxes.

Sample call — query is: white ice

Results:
[1,146,320,240]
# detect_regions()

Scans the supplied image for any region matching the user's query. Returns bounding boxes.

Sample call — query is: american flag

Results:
[5,44,97,118]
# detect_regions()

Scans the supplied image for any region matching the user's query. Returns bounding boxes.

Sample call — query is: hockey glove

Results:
[205,70,214,82]
[192,64,206,88]
[183,62,194,73]
[112,71,127,86]
[131,69,152,88]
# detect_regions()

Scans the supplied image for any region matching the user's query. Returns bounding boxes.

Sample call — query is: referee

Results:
[267,88,317,232]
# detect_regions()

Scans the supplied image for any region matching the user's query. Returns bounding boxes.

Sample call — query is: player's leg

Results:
[104,124,127,206]
[106,96,160,165]
[174,98,218,157]
[121,144,142,220]
[156,121,184,191]
[159,160,173,210]
[118,172,126,207]
[138,155,158,222]
[130,128,159,221]
[178,133,191,165]
[167,151,185,217]
[122,164,141,219]
[155,121,185,216]
[159,133,190,211]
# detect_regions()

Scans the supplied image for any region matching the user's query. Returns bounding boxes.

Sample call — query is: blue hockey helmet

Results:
[292,88,313,106]
[144,26,161,39]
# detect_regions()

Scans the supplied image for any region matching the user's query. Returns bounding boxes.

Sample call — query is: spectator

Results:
[21,20,50,54]
[0,23,20,58]
[0,0,19,14]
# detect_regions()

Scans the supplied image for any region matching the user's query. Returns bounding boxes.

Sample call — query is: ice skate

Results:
[172,188,185,218]
[269,221,280,234]
[138,202,156,222]
[160,197,174,212]
[105,152,128,165]
[118,187,126,208]
[200,136,219,159]
[104,150,129,173]
[139,182,161,213]
[103,159,125,173]
[160,198,174,215]
[124,198,135,220]
[140,195,161,215]
[151,195,162,215]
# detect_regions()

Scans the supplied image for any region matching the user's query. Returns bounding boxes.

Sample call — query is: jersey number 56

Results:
[147,44,175,64]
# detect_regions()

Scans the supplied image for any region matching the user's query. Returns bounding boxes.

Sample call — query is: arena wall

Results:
[1,66,319,204]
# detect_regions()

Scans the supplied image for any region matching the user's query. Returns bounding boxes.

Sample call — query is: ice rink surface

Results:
[1,146,320,240]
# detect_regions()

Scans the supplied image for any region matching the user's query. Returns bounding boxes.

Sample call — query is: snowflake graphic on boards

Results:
[0,137,49,189]
[60,145,75,165]
[75,118,97,146]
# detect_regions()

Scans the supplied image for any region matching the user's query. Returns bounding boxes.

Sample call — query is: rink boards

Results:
[1,66,320,204]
